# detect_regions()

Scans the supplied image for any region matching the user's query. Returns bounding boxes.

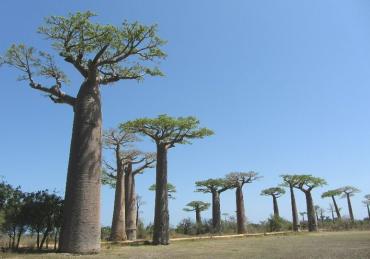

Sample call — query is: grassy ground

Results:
[2,231,370,259]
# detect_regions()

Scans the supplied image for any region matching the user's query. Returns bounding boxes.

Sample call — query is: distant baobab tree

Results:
[226,171,261,234]
[1,11,166,253]
[122,115,213,245]
[280,175,301,231]
[300,212,307,223]
[261,187,285,218]
[183,201,210,233]
[363,194,370,220]
[322,189,342,220]
[293,175,327,232]
[195,178,232,233]
[149,183,177,200]
[328,204,335,222]
[340,186,360,222]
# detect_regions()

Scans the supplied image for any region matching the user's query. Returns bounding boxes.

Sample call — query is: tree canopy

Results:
[290,174,327,192]
[183,201,210,212]
[339,186,360,198]
[225,171,261,188]
[195,178,232,193]
[261,187,286,197]
[121,114,214,148]
[149,183,176,199]
[321,189,342,199]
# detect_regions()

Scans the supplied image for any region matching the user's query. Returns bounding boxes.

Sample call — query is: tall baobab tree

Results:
[195,178,232,233]
[122,115,213,245]
[183,201,210,233]
[1,12,166,253]
[363,194,370,220]
[340,186,360,222]
[321,189,342,220]
[293,175,327,232]
[226,172,261,233]
[281,175,301,232]
[124,152,156,240]
[101,129,137,241]
[261,187,285,218]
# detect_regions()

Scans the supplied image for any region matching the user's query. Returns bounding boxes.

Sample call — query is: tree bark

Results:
[346,193,354,222]
[125,164,137,240]
[59,80,102,254]
[305,191,318,232]
[236,186,246,234]
[289,186,300,231]
[195,208,202,226]
[212,190,221,232]
[110,169,127,241]
[152,145,169,245]
[331,196,341,220]
[272,195,279,218]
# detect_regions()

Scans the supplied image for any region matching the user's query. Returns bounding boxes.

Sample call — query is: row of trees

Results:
[188,174,367,234]
[0,180,63,250]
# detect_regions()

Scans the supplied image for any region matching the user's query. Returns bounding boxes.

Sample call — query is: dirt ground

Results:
[2,231,370,259]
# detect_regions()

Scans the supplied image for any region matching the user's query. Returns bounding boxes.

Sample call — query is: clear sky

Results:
[1,0,370,227]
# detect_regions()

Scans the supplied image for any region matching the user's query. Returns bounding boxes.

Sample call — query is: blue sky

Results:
[1,0,370,227]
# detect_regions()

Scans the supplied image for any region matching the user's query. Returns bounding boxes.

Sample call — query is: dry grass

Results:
[2,231,370,259]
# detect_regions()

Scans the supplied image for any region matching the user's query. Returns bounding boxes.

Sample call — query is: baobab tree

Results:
[101,129,137,241]
[340,186,360,222]
[1,12,166,253]
[195,178,232,233]
[314,205,325,225]
[321,189,342,220]
[280,175,301,231]
[124,152,156,240]
[363,194,370,220]
[300,212,307,223]
[226,172,261,233]
[149,183,177,200]
[261,187,285,218]
[293,175,327,232]
[122,115,213,245]
[183,201,210,233]
[328,204,335,222]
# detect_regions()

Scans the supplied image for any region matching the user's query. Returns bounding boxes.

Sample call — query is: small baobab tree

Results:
[300,212,307,223]
[363,195,370,220]
[280,175,301,231]
[102,129,137,241]
[183,201,210,233]
[328,204,335,222]
[261,187,285,218]
[321,189,342,220]
[1,12,166,253]
[124,152,156,240]
[340,186,360,222]
[226,172,261,233]
[195,178,232,233]
[122,115,213,245]
[293,175,327,232]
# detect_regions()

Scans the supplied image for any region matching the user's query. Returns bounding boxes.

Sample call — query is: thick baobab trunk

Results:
[110,169,127,241]
[212,191,221,232]
[289,186,300,231]
[125,164,137,240]
[346,193,354,222]
[331,196,341,220]
[272,195,279,218]
[236,187,246,233]
[304,191,318,232]
[153,145,169,245]
[59,81,102,254]
[195,208,202,225]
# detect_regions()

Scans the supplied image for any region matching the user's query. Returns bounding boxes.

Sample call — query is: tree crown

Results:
[260,187,286,197]
[289,174,327,192]
[149,183,176,199]
[121,114,214,148]
[225,171,261,188]
[321,189,342,199]
[195,178,232,194]
[339,186,360,198]
[183,201,210,212]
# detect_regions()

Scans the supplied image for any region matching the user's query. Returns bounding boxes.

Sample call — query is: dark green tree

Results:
[195,178,232,233]
[122,115,213,245]
[1,11,165,254]
[261,187,285,218]
[340,186,360,222]
[321,189,342,220]
[226,172,261,233]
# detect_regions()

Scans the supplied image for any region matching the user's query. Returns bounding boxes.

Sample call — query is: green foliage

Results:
[121,114,214,147]
[287,174,327,192]
[280,174,302,188]
[195,178,231,193]
[183,201,210,212]
[322,189,342,198]
[225,171,261,188]
[149,183,176,199]
[339,186,361,198]
[265,215,292,232]
[261,187,286,197]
